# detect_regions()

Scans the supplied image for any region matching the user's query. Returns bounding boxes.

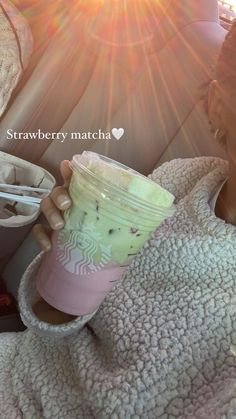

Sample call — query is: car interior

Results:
[0,0,235,332]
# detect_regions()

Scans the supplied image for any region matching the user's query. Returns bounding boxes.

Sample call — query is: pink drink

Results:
[36,152,175,315]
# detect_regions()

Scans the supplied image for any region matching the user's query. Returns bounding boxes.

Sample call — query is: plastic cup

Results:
[36,152,175,316]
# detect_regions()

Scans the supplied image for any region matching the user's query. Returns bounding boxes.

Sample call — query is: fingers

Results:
[60,160,72,187]
[34,185,72,251]
[34,160,73,251]
[40,196,65,230]
[32,224,52,252]
[50,186,72,211]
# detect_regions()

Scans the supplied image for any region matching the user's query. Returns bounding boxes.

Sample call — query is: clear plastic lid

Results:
[71,152,175,219]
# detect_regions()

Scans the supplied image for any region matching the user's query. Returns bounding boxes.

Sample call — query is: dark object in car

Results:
[0,277,26,332]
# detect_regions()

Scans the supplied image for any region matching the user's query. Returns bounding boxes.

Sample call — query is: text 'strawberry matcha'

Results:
[36,152,175,316]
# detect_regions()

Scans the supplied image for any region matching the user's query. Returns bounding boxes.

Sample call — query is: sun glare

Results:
[17,0,229,160]
[218,0,236,18]
[221,0,236,9]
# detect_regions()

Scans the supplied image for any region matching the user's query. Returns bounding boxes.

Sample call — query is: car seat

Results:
[0,0,226,180]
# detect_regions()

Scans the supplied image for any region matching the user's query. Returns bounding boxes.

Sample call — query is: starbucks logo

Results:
[56,222,112,275]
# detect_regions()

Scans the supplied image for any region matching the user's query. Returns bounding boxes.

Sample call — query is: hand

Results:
[33,295,77,325]
[32,160,76,324]
[33,160,72,251]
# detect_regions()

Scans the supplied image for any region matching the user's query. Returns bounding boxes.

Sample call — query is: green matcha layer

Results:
[62,165,174,265]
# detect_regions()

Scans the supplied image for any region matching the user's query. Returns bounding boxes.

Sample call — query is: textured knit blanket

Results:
[0,0,33,116]
[1,156,236,419]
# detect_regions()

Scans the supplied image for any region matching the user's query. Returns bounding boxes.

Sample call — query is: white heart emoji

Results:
[112,128,124,140]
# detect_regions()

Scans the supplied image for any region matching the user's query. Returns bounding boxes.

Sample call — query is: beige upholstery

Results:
[0,0,226,178]
[157,100,227,166]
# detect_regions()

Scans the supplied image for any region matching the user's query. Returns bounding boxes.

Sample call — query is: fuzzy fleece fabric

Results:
[1,156,236,419]
[0,0,33,116]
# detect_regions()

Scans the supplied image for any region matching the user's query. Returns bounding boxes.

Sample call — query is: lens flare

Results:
[12,0,216,164]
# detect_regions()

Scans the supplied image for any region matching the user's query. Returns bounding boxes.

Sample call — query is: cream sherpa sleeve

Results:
[18,253,98,338]
[18,156,226,338]
[149,156,227,202]
[0,0,33,115]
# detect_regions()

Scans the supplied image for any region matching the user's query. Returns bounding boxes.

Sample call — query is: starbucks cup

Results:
[36,152,175,316]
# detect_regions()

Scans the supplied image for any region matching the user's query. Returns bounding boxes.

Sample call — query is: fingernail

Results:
[57,196,71,209]
[50,214,64,229]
